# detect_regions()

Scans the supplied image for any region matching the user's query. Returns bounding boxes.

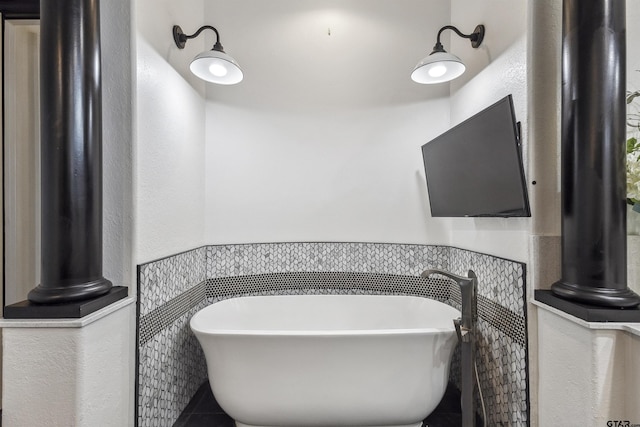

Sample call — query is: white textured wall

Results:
[2,22,40,305]
[134,0,207,263]
[528,0,561,239]
[448,0,530,262]
[624,332,640,422]
[630,237,640,295]
[537,309,640,426]
[101,0,138,421]
[204,0,451,245]
[102,0,134,290]
[629,5,640,93]
[1,303,135,427]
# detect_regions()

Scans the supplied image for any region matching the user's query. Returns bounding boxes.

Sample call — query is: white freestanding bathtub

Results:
[190,294,461,427]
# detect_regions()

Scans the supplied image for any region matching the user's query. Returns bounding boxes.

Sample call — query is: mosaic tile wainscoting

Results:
[137,247,209,426]
[137,243,529,427]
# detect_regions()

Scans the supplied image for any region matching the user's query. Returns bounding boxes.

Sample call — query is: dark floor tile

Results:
[174,381,482,427]
[424,411,463,427]
[424,412,484,427]
[424,384,463,427]
[183,383,210,412]
[181,412,235,427]
[172,413,189,427]
[173,394,202,426]
[192,382,226,414]
[431,383,463,414]
[173,382,212,426]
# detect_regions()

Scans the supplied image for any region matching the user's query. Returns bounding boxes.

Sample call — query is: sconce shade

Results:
[411,24,484,85]
[190,49,243,85]
[411,51,466,84]
[173,24,243,85]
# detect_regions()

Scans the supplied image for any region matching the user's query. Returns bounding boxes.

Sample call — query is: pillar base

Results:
[551,280,640,308]
[536,290,640,322]
[27,277,113,304]
[4,286,128,319]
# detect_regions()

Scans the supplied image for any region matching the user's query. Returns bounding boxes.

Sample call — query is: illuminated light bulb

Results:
[209,63,228,77]
[428,64,447,78]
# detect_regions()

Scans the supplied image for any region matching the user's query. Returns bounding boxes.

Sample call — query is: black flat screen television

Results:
[421,95,531,217]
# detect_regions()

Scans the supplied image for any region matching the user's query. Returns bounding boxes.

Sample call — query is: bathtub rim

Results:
[190,294,461,337]
[192,327,459,337]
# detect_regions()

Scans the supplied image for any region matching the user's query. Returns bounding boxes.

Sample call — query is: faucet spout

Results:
[421,268,471,283]
[421,268,477,328]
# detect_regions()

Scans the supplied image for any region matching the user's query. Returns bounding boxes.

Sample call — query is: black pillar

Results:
[27,0,112,303]
[551,0,640,307]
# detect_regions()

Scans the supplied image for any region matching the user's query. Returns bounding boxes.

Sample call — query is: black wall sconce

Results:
[173,24,243,85]
[411,24,485,84]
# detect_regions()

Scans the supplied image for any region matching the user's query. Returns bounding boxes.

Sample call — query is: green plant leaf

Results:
[628,90,640,104]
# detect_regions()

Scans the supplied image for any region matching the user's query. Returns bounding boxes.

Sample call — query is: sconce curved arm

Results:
[432,24,485,53]
[173,25,224,52]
